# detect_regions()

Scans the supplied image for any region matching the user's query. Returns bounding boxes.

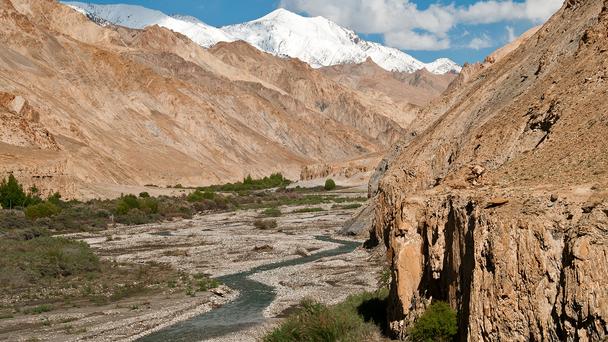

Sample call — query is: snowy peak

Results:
[63,2,460,74]
[64,1,235,47]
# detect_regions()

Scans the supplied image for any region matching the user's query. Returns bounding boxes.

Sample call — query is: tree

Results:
[0,174,28,209]
[324,178,336,191]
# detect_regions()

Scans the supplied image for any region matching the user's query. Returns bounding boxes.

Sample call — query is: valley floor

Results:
[0,189,381,342]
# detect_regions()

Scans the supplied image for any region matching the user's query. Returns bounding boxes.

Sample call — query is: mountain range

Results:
[64,2,461,75]
[0,0,455,199]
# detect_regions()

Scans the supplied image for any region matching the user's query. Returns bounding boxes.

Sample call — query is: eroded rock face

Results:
[371,0,608,340]
[378,191,607,341]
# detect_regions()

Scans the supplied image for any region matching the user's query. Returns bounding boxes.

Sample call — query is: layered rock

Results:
[371,0,608,340]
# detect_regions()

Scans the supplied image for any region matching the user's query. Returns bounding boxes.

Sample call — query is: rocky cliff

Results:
[371,0,608,340]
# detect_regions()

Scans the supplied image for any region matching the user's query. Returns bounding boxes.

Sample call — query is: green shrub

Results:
[254,219,278,230]
[198,173,291,192]
[139,197,159,214]
[139,192,150,198]
[324,179,336,191]
[264,289,389,342]
[196,277,221,291]
[115,195,140,215]
[47,192,63,206]
[261,207,282,217]
[24,304,53,315]
[24,202,61,220]
[187,190,215,202]
[409,301,458,342]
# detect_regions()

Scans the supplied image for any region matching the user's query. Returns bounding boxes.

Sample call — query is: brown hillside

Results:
[372,0,608,340]
[0,0,410,198]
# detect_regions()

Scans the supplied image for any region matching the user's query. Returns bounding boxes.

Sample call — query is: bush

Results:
[409,301,458,342]
[261,207,282,217]
[264,290,389,342]
[187,190,215,202]
[139,192,150,198]
[139,197,159,214]
[24,202,61,220]
[324,179,336,191]
[115,195,140,215]
[254,219,278,230]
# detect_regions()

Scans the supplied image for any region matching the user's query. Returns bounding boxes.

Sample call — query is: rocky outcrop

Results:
[371,0,608,340]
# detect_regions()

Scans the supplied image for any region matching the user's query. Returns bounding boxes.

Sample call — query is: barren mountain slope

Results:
[321,59,456,108]
[209,41,407,138]
[320,59,456,128]
[371,0,608,340]
[0,0,404,198]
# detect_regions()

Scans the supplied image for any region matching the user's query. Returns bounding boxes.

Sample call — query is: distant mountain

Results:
[64,2,461,75]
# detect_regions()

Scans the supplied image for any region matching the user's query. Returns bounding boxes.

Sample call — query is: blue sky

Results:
[79,0,562,64]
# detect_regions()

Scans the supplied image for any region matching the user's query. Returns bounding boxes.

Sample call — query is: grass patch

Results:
[332,203,362,210]
[0,237,100,287]
[264,289,389,342]
[261,207,282,217]
[292,207,326,213]
[23,304,53,315]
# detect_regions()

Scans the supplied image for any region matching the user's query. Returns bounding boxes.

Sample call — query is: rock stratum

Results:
[370,0,608,340]
[0,0,454,199]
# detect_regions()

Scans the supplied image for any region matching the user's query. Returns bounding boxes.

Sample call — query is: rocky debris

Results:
[252,245,274,253]
[340,201,374,237]
[211,286,229,297]
[295,247,311,257]
[484,197,509,208]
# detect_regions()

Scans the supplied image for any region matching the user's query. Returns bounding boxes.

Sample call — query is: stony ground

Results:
[0,189,382,342]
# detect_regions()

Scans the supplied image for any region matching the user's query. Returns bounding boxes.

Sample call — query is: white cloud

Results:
[467,34,493,49]
[385,30,451,50]
[506,26,516,42]
[280,0,564,50]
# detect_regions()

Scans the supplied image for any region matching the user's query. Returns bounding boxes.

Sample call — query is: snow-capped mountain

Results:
[64,2,235,47]
[64,2,461,74]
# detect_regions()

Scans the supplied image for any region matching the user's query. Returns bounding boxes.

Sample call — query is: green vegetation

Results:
[324,178,337,191]
[332,203,362,210]
[23,305,53,315]
[24,202,61,220]
[0,237,100,286]
[187,190,215,202]
[261,207,282,217]
[198,173,291,192]
[0,174,41,209]
[254,219,278,230]
[292,207,326,213]
[193,273,221,291]
[264,289,389,342]
[409,301,458,342]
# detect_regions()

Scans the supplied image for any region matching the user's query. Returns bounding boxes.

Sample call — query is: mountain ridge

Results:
[64,2,461,75]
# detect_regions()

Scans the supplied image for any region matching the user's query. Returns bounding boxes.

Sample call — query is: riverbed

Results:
[1,191,382,341]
